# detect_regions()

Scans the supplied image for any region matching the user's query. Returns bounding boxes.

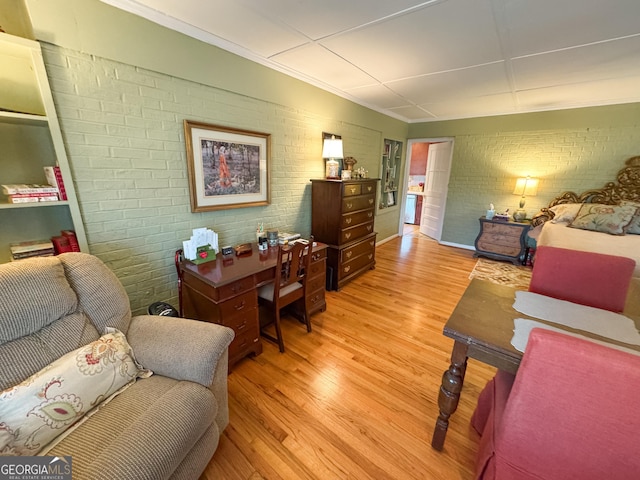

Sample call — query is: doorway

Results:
[399,138,454,242]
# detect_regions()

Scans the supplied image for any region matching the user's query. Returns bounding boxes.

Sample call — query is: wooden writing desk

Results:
[431,278,640,451]
[179,242,327,368]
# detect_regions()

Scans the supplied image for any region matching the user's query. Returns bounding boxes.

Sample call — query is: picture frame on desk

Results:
[184,120,270,212]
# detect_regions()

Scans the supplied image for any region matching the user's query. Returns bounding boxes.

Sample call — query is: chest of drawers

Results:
[311,179,379,290]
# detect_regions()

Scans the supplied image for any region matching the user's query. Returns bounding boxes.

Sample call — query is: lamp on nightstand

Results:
[512,176,539,222]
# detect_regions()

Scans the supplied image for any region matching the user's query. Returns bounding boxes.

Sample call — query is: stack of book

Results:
[1,184,59,203]
[10,239,55,261]
[278,232,301,244]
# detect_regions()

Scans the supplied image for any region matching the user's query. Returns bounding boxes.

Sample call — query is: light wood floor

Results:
[201,230,496,480]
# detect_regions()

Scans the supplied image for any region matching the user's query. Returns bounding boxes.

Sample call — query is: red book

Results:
[60,230,80,252]
[51,235,73,254]
[43,166,67,201]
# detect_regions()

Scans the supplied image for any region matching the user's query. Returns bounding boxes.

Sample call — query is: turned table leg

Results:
[431,341,468,450]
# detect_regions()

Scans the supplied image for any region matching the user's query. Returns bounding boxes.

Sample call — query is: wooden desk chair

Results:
[258,238,313,352]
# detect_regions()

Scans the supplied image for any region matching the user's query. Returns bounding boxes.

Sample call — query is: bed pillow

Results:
[0,328,151,456]
[569,203,638,235]
[549,203,582,223]
[619,200,640,235]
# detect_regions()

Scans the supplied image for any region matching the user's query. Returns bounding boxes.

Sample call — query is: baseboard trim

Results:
[439,241,475,251]
[376,234,399,246]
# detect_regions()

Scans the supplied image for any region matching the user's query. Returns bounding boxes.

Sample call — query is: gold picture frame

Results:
[184,120,270,212]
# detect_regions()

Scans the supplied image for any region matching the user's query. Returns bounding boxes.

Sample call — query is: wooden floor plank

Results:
[201,229,496,479]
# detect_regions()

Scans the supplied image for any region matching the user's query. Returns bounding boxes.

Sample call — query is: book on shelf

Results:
[9,239,55,261]
[7,193,60,203]
[2,184,59,195]
[51,235,74,254]
[60,230,81,252]
[43,166,68,201]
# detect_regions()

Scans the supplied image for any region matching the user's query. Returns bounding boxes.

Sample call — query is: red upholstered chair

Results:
[473,328,640,480]
[528,245,636,312]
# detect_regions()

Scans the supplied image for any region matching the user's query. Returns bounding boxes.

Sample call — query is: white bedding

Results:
[537,222,640,278]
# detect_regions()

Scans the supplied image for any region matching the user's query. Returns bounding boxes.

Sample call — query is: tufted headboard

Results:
[531,156,640,227]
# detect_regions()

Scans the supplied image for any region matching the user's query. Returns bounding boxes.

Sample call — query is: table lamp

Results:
[322,136,343,179]
[512,176,539,221]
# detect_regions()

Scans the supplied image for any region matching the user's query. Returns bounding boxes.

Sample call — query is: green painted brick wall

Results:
[409,104,640,247]
[42,43,401,312]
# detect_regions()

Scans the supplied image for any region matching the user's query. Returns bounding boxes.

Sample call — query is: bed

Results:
[531,156,640,278]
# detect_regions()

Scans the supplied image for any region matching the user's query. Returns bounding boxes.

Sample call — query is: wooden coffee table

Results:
[431,278,640,451]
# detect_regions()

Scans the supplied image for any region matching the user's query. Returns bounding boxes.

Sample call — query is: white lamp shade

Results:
[322,137,343,158]
[513,177,539,197]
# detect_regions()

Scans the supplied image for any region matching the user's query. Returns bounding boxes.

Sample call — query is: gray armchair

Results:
[0,253,234,480]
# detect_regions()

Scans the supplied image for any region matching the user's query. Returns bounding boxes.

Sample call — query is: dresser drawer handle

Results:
[367,185,373,192]
[346,251,353,258]
[236,321,247,331]
[367,225,372,231]
[312,253,321,261]
[367,212,373,218]
[369,241,375,247]
[346,202,353,209]
[234,300,246,310]
[368,254,373,259]
[345,218,352,224]
[368,199,374,205]
[343,265,351,273]
[345,232,352,240]
[349,187,357,194]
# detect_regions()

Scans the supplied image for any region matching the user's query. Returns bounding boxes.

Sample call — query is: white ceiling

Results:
[101,0,640,123]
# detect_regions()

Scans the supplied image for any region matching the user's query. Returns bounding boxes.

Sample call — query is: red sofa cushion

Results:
[528,246,635,312]
[492,329,640,480]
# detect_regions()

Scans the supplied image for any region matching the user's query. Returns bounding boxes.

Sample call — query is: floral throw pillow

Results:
[0,328,151,456]
[619,200,640,235]
[549,203,583,223]
[569,203,638,235]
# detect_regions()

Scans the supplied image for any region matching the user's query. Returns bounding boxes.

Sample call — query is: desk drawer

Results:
[229,321,260,362]
[219,290,257,318]
[183,271,255,303]
[309,257,326,278]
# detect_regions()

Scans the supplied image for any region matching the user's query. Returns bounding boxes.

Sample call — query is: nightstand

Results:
[474,216,531,265]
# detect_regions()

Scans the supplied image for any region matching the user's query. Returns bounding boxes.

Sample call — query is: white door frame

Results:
[398,137,455,240]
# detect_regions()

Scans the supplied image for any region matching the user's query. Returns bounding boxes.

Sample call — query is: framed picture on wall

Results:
[184,120,270,212]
